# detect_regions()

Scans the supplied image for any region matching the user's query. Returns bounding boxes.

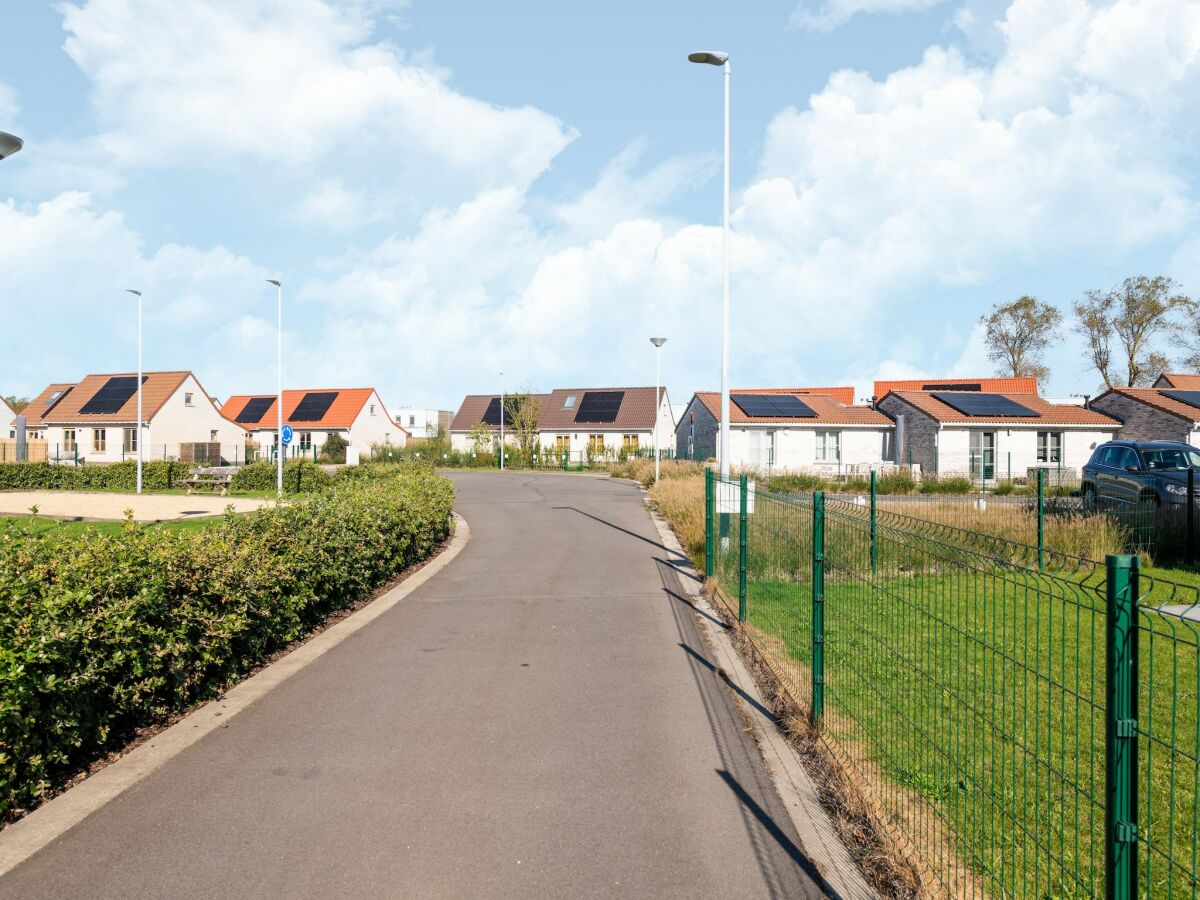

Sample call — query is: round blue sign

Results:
[281,424,294,446]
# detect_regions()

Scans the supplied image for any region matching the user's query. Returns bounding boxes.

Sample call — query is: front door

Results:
[969,431,995,482]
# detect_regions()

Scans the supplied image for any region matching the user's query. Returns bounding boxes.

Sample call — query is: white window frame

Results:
[93,429,107,453]
[815,430,841,463]
[1037,431,1062,464]
[123,427,137,453]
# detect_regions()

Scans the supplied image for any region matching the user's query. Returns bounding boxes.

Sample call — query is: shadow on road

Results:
[678,642,775,721]
[552,505,700,583]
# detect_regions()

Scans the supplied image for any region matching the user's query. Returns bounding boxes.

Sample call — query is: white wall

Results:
[725,425,890,473]
[935,426,1116,477]
[349,391,406,453]
[393,407,443,439]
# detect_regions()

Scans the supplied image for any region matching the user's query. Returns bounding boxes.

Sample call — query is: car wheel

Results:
[1138,490,1161,508]
[1082,484,1097,512]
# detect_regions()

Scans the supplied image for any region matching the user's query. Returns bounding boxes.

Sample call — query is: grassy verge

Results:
[0,515,223,538]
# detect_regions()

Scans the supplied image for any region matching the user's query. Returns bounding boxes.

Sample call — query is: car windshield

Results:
[1141,448,1200,471]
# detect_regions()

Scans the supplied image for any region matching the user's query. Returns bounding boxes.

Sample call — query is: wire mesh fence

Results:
[705,469,1200,898]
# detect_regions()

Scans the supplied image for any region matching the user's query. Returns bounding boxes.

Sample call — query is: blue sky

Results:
[1,0,1198,411]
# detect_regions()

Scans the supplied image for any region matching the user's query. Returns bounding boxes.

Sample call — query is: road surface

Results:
[0,471,834,899]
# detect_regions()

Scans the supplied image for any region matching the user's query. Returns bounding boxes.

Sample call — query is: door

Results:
[969,432,995,482]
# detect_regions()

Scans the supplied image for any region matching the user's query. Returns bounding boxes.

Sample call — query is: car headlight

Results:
[1166,483,1188,495]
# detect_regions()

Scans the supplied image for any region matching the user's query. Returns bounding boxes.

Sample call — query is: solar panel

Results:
[922,382,980,391]
[931,392,1037,417]
[79,376,146,415]
[731,394,817,418]
[289,391,338,422]
[1161,390,1200,411]
[575,391,624,423]
[236,396,275,424]
[480,397,512,427]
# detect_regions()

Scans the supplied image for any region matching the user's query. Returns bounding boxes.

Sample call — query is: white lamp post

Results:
[688,50,731,481]
[267,279,283,497]
[0,132,22,160]
[125,290,144,494]
[650,337,667,482]
[499,373,506,471]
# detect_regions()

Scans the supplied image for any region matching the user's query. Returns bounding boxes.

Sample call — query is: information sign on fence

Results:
[716,478,755,514]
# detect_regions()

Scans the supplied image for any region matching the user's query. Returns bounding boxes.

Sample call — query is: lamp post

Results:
[687,50,731,481]
[125,290,144,493]
[650,337,667,482]
[267,279,283,497]
[499,373,506,471]
[0,132,22,160]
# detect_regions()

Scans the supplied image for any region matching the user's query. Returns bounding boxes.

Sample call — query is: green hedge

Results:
[0,460,192,492]
[230,459,332,493]
[0,465,454,819]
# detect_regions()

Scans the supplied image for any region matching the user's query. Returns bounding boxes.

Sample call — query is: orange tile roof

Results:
[873,376,1039,398]
[1094,387,1200,422]
[14,382,77,426]
[693,390,892,426]
[40,372,196,425]
[885,391,1119,426]
[450,387,667,432]
[1155,373,1200,390]
[222,388,396,431]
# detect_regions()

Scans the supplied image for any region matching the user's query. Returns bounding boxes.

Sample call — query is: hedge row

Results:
[0,464,455,819]
[0,459,333,494]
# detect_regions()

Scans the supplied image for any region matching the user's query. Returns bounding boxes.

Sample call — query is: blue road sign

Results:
[281,424,294,446]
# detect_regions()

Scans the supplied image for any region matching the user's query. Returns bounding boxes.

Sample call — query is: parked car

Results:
[1082,440,1200,508]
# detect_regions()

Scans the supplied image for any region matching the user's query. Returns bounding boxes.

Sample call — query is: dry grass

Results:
[608,458,707,489]
[647,474,706,563]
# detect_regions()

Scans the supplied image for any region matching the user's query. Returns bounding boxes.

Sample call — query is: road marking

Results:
[0,513,471,877]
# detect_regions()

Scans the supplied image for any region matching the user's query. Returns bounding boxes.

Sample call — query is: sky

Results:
[1,0,1198,413]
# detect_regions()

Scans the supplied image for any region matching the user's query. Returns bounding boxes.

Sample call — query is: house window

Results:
[93,429,107,452]
[969,431,996,481]
[815,430,840,462]
[555,435,570,453]
[370,404,376,416]
[63,429,76,453]
[1037,431,1062,464]
[622,434,639,451]
[409,415,416,426]
[588,434,605,453]
[299,432,313,450]
[210,430,219,442]
[184,392,194,407]
[123,427,137,452]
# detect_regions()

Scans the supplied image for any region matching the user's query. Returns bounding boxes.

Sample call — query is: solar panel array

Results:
[730,393,817,418]
[931,392,1038,417]
[574,391,625,423]
[236,396,275,424]
[1161,390,1200,412]
[480,397,512,427]
[79,376,146,415]
[922,382,980,391]
[289,391,338,422]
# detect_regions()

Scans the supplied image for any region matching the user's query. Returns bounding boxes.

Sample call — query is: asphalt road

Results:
[1,471,832,899]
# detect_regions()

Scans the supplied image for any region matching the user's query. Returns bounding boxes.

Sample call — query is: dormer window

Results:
[563,395,577,409]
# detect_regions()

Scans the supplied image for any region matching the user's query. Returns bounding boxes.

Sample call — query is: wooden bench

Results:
[183,466,237,496]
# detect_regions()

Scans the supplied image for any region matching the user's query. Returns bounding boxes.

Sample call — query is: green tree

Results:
[980,296,1062,384]
[468,422,492,456]
[3,395,29,414]
[1073,276,1191,388]
[503,391,541,459]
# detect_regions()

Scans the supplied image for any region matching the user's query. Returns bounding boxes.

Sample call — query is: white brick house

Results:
[223,388,407,459]
[1090,387,1200,444]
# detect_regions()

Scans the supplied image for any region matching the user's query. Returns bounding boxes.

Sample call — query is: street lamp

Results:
[499,373,506,471]
[266,279,283,498]
[688,50,731,482]
[124,290,145,493]
[0,132,22,160]
[650,338,667,483]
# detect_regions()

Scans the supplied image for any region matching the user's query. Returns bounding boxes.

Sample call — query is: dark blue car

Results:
[1081,440,1200,508]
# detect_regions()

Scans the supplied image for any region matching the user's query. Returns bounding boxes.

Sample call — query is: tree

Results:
[1073,276,1192,388]
[3,395,29,413]
[503,391,541,458]
[980,296,1062,384]
[319,432,348,463]
[468,422,492,455]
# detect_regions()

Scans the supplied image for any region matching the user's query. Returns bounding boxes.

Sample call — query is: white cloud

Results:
[789,0,949,32]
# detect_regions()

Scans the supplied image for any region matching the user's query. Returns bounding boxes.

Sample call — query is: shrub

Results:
[875,471,917,494]
[0,466,455,820]
[920,475,974,495]
[0,460,192,492]
[230,459,332,493]
[319,433,348,463]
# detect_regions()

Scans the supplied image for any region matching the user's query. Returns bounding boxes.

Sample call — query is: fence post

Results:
[869,469,877,576]
[738,473,748,622]
[705,468,715,578]
[812,490,826,726]
[1188,467,1195,567]
[1105,554,1139,900]
[1037,468,1046,572]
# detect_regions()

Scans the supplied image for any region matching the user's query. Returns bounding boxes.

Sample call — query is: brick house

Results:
[222,388,406,459]
[674,387,894,473]
[876,390,1119,480]
[1090,387,1200,444]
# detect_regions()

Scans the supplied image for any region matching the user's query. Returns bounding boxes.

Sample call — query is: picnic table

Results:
[183,466,237,496]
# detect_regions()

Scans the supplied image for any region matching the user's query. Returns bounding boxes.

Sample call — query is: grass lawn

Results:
[0,514,224,537]
[711,505,1200,898]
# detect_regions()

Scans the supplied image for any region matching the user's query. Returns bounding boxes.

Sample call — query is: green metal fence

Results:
[704,468,1200,898]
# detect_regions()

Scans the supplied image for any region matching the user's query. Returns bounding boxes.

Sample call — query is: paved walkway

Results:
[0,472,836,898]
[0,490,270,521]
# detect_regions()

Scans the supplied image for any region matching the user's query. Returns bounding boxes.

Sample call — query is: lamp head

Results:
[125,289,142,297]
[0,132,23,160]
[650,337,667,348]
[267,278,282,287]
[687,51,729,66]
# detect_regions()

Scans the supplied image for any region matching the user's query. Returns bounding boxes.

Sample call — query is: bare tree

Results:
[503,391,541,458]
[980,296,1062,384]
[1074,276,1191,387]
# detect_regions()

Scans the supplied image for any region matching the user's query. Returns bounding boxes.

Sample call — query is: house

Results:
[873,376,1039,403]
[222,388,406,459]
[1,395,17,439]
[449,387,673,458]
[1090,387,1200,444]
[22,372,246,464]
[876,390,1120,480]
[7,383,73,441]
[392,407,453,440]
[675,387,893,472]
[1153,373,1200,390]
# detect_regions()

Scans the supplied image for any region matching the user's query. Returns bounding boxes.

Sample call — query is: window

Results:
[969,431,996,481]
[555,435,570,453]
[815,430,840,462]
[184,392,194,407]
[299,432,313,450]
[123,427,137,453]
[1037,431,1062,463]
[588,434,605,453]
[370,404,376,416]
[63,429,76,453]
[622,434,639,451]
[93,429,107,452]
[563,395,577,409]
[409,415,416,426]
[210,430,219,442]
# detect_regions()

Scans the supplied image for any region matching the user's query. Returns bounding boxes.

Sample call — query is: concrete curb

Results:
[0,512,471,877]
